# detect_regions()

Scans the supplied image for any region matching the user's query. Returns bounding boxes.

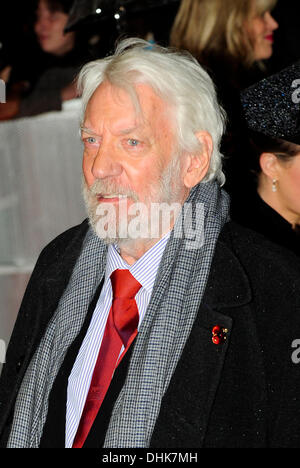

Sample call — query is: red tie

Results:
[72,269,141,448]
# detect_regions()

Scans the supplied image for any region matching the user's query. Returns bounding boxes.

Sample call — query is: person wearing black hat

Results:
[232,60,300,256]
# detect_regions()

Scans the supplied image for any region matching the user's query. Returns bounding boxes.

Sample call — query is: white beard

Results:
[82,153,184,247]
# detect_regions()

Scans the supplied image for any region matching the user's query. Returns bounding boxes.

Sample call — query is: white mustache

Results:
[88,179,139,202]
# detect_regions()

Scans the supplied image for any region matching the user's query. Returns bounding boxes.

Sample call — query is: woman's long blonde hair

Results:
[170,0,277,67]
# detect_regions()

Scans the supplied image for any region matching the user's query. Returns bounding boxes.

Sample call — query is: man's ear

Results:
[259,152,279,180]
[183,131,213,188]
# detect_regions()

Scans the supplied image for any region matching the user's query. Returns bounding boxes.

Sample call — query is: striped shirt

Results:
[65,233,170,447]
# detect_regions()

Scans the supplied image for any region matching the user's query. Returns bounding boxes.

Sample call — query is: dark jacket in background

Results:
[201,55,267,210]
[232,190,300,257]
[16,47,91,118]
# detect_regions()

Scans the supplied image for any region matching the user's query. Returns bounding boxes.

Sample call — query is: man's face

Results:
[81,81,189,244]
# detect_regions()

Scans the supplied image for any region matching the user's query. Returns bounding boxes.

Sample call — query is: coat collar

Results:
[43,219,252,314]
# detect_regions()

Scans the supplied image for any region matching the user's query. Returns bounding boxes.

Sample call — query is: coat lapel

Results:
[150,234,252,448]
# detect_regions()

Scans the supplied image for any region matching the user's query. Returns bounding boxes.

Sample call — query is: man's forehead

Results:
[82,81,175,142]
[81,122,145,137]
[83,101,145,134]
[83,90,164,136]
[87,81,167,117]
[83,111,144,137]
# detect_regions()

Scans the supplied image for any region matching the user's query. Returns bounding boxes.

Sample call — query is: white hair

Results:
[77,37,227,185]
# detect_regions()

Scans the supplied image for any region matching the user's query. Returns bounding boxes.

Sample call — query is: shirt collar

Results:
[105,232,170,296]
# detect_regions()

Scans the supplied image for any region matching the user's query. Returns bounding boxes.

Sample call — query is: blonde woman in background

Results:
[170,0,279,205]
[170,0,278,86]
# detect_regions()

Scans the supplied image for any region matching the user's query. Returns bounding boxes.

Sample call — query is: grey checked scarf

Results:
[8,181,229,448]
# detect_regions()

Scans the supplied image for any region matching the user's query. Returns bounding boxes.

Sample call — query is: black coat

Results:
[1,219,300,448]
[232,190,300,257]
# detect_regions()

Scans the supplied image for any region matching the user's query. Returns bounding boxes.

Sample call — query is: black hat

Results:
[241,61,300,145]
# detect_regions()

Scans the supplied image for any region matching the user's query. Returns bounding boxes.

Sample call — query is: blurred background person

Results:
[237,132,300,256]
[0,0,94,120]
[35,0,76,57]
[170,0,278,97]
[170,0,279,200]
[233,61,300,256]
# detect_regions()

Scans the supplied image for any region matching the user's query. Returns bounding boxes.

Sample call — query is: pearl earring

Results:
[272,179,277,192]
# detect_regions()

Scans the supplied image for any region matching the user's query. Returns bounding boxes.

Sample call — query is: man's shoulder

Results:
[43,218,89,250]
[36,218,89,268]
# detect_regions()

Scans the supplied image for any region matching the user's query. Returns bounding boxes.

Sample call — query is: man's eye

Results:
[84,137,97,144]
[127,139,139,147]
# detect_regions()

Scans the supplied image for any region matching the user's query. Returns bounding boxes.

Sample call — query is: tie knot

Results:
[110,269,142,300]
[110,269,141,348]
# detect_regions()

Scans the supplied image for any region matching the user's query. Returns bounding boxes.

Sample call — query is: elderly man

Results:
[0,39,300,449]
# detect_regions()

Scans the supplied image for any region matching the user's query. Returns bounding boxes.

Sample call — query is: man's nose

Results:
[91,145,123,180]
